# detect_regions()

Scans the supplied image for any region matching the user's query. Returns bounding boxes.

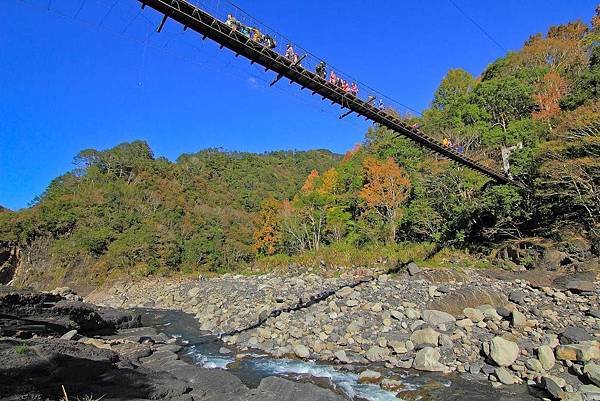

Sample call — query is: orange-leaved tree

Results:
[533,70,568,125]
[359,157,411,244]
[253,197,282,255]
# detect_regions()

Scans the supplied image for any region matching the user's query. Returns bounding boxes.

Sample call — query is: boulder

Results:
[584,362,600,387]
[478,305,502,321]
[576,341,600,362]
[565,279,594,293]
[292,344,310,359]
[421,310,456,326]
[412,347,447,372]
[495,367,519,385]
[427,287,507,316]
[543,376,565,399]
[526,358,543,373]
[538,345,555,371]
[463,308,484,323]
[489,337,519,367]
[560,327,593,345]
[334,350,350,363]
[358,369,382,384]
[252,376,345,401]
[410,327,439,347]
[580,384,600,398]
[508,290,526,305]
[511,310,527,328]
[60,330,78,341]
[407,262,421,276]
[365,346,389,362]
[557,342,600,362]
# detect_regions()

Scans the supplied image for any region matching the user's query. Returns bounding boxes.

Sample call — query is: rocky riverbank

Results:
[0,286,352,401]
[89,266,600,400]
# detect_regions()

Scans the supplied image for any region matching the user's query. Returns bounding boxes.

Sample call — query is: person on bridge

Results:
[457,144,465,154]
[350,82,358,96]
[285,44,296,62]
[264,34,277,49]
[225,14,240,33]
[329,71,337,85]
[442,137,449,147]
[316,62,327,80]
[252,28,263,43]
[341,80,349,92]
[378,100,384,110]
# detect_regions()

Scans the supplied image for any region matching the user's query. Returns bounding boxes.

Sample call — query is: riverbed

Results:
[139,308,540,401]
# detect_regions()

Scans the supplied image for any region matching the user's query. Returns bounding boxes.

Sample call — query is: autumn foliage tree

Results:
[253,197,282,255]
[533,70,568,124]
[359,157,411,244]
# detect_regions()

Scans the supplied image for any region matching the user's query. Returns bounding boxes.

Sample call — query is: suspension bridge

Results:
[31,0,523,187]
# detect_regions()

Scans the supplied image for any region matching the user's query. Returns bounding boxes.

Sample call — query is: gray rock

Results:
[511,310,527,328]
[543,376,565,399]
[412,347,447,372]
[538,345,555,371]
[526,358,543,373]
[421,310,456,326]
[60,330,78,340]
[482,363,496,376]
[292,344,310,359]
[334,350,350,363]
[580,384,600,398]
[358,369,382,384]
[365,346,389,362]
[469,361,484,374]
[496,307,512,319]
[560,326,593,345]
[585,362,600,387]
[495,367,519,384]
[407,262,421,276]
[463,308,484,323]
[251,376,345,401]
[565,279,594,293]
[509,290,526,305]
[409,327,439,347]
[489,336,519,367]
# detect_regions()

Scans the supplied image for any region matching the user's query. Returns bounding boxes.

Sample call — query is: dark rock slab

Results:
[559,326,593,345]
[508,290,526,305]
[248,376,345,401]
[428,287,507,317]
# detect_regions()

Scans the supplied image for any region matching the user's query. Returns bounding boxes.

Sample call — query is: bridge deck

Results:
[139,0,521,186]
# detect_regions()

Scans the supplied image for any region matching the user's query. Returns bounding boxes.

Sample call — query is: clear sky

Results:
[1,0,597,210]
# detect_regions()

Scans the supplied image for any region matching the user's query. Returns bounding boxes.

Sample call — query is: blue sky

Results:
[1,0,597,210]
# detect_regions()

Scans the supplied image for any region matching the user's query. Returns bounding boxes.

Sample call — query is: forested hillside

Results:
[0,144,339,290]
[253,8,599,267]
[1,7,598,291]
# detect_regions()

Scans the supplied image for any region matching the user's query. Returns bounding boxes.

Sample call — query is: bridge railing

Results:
[186,0,419,119]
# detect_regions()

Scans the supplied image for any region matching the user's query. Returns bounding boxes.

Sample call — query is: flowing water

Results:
[139,309,540,401]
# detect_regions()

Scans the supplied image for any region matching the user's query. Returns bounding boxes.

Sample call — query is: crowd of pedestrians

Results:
[226,14,277,49]
[222,13,471,154]
[223,14,404,118]
[442,137,465,153]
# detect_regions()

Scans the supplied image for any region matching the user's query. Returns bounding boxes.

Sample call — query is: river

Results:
[138,308,540,401]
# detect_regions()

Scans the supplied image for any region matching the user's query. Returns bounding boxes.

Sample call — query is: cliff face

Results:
[0,246,19,286]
